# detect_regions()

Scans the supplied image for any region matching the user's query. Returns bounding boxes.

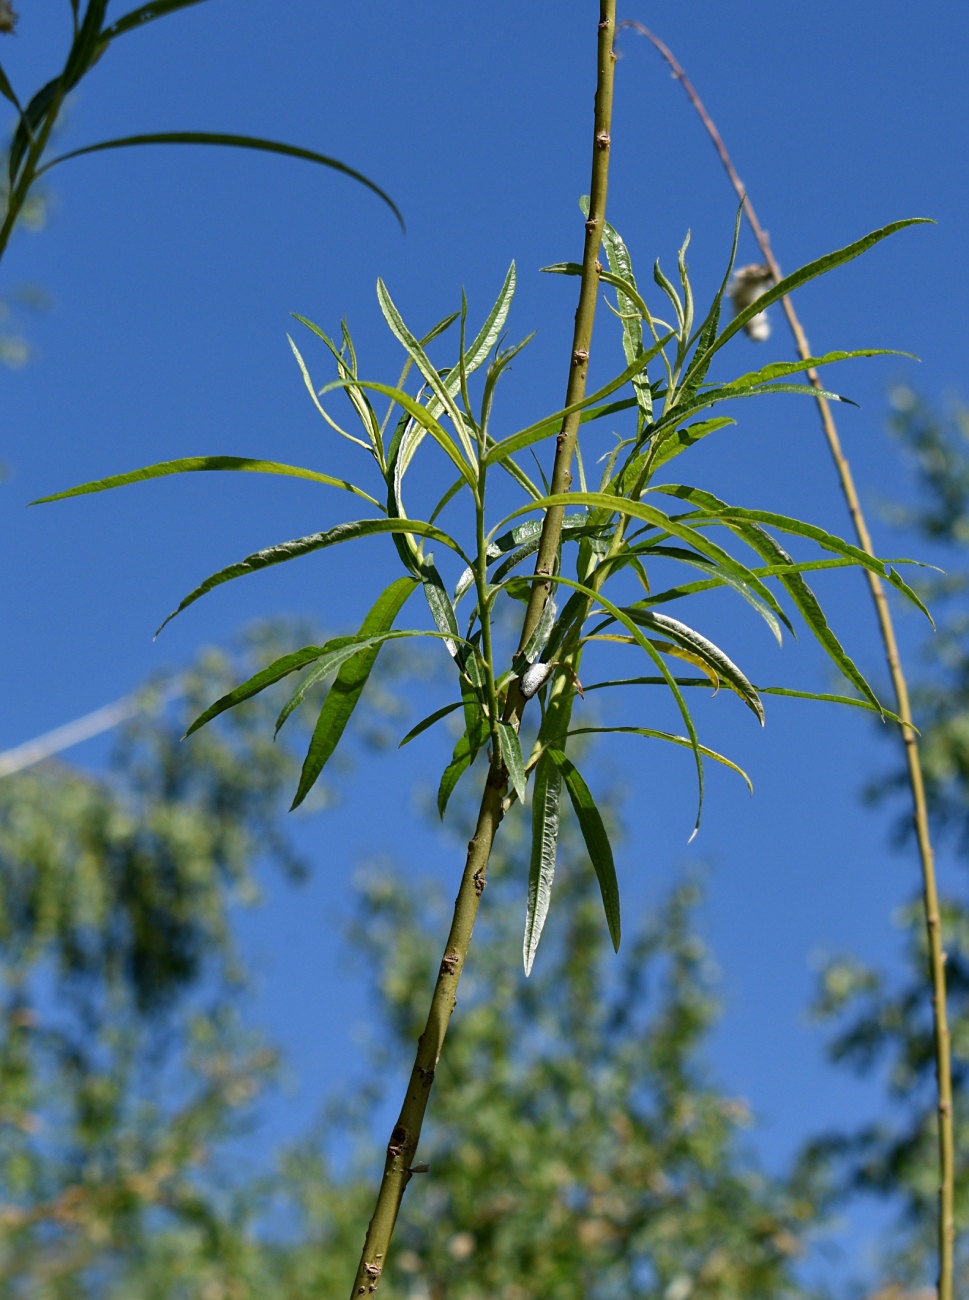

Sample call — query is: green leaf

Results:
[500,492,778,610]
[31,455,383,510]
[630,544,787,643]
[568,726,753,792]
[647,417,736,472]
[653,483,930,618]
[438,710,489,819]
[101,0,207,42]
[654,485,884,710]
[376,279,475,461]
[183,643,328,737]
[755,685,903,723]
[526,571,707,838]
[156,517,470,635]
[325,377,477,491]
[524,750,562,975]
[290,576,420,809]
[0,61,21,110]
[685,218,932,381]
[719,349,916,393]
[547,749,620,952]
[518,595,557,667]
[484,333,674,466]
[398,701,462,747]
[497,721,527,804]
[600,219,653,421]
[421,558,462,657]
[624,609,764,724]
[38,133,404,230]
[10,77,61,186]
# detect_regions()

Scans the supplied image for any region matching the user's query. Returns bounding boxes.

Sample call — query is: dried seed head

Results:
[520,662,554,699]
[0,2,18,34]
[728,263,774,342]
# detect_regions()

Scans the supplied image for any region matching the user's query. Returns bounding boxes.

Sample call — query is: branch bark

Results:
[620,23,954,1299]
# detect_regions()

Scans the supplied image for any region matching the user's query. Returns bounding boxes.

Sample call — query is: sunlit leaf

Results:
[31,455,382,510]
[497,722,527,804]
[569,726,752,792]
[290,576,419,808]
[523,750,562,975]
[156,517,470,635]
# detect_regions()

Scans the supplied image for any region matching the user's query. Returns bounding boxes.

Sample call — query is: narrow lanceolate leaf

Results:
[38,133,404,230]
[101,0,206,42]
[524,751,562,975]
[184,643,328,737]
[290,576,419,809]
[497,722,527,805]
[31,456,382,509]
[547,749,620,952]
[652,484,926,604]
[568,727,752,793]
[600,216,653,420]
[646,417,735,472]
[718,349,916,393]
[376,279,475,462]
[438,709,490,819]
[421,558,462,657]
[326,377,477,490]
[156,517,469,634]
[483,335,674,466]
[399,701,462,747]
[518,596,558,666]
[625,609,764,725]
[685,218,932,381]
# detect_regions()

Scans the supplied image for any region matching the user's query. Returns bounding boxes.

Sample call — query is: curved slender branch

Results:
[619,21,954,1298]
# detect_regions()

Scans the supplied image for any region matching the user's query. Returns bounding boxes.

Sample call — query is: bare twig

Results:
[619,21,954,1298]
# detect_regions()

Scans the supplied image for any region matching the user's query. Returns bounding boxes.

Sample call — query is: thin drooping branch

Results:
[347,5,619,1296]
[620,22,955,1299]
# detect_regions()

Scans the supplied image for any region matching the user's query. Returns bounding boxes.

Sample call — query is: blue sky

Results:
[2,1,968,1287]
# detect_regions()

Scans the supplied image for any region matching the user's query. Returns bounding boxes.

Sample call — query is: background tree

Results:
[0,629,826,1298]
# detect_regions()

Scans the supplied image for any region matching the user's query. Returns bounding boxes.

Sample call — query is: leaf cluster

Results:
[38,207,930,974]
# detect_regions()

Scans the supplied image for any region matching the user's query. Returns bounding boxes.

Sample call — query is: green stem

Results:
[346,5,618,1294]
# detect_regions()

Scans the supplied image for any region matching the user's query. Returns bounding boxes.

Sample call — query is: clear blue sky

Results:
[2,2,967,1288]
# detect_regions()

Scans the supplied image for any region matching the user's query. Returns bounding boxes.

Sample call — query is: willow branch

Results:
[346,6,619,1296]
[620,21,954,1298]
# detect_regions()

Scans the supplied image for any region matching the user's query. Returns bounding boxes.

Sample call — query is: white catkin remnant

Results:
[728,263,774,342]
[520,662,555,699]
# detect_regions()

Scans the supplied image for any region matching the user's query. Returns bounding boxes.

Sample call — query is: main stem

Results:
[346,6,617,1295]
[623,24,954,1297]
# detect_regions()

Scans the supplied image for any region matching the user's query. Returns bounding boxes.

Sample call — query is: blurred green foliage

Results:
[0,624,822,1298]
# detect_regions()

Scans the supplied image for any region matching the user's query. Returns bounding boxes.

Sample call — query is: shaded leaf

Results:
[547,749,620,952]
[39,133,404,230]
[290,576,419,808]
[399,701,462,748]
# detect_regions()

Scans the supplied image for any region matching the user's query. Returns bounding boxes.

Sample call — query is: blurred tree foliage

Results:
[807,388,969,1292]
[0,624,822,1298]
